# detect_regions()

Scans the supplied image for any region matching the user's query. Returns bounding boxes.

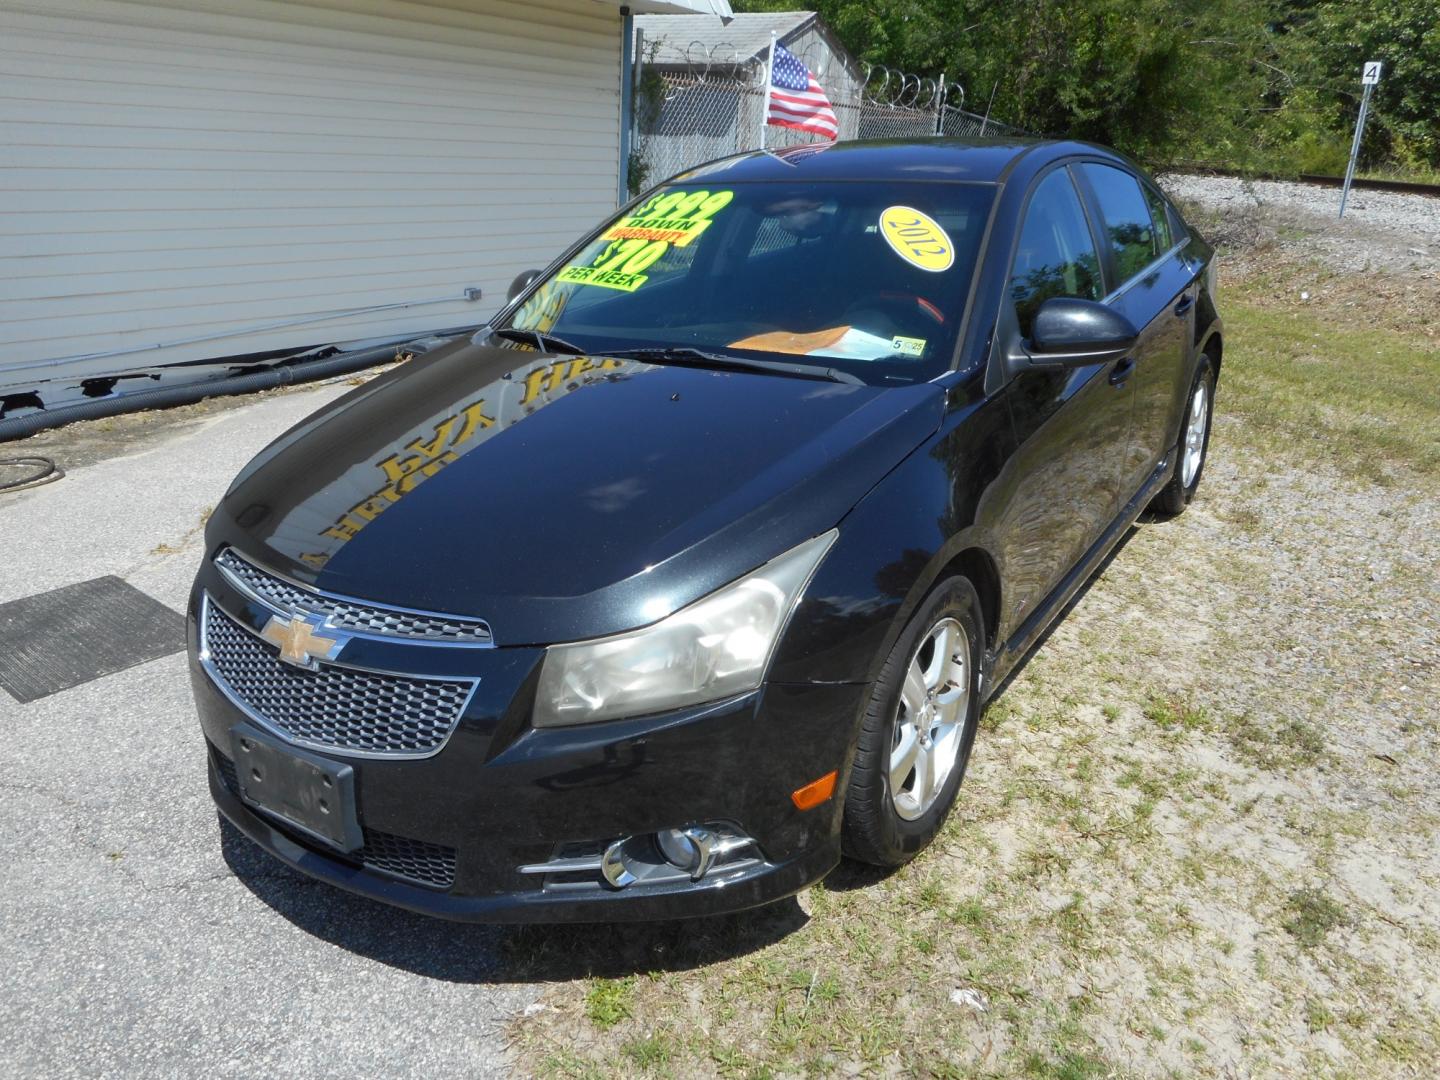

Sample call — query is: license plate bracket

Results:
[229,724,362,852]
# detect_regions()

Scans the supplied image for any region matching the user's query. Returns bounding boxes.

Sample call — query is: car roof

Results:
[671,137,1128,186]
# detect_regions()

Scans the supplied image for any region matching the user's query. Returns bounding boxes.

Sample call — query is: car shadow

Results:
[816,858,893,893]
[220,816,810,983]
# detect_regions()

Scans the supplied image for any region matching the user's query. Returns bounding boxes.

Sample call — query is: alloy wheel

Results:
[889,616,970,821]
[1181,379,1209,488]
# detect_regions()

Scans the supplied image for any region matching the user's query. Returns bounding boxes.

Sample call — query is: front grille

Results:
[215,548,492,644]
[202,600,474,756]
[212,747,457,889]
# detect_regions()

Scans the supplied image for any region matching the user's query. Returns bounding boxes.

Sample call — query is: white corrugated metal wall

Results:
[0,0,624,385]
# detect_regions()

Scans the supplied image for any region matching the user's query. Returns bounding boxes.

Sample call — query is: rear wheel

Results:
[1151,355,1215,517]
[842,575,984,867]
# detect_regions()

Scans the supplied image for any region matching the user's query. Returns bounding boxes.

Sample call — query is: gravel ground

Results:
[1160,173,1440,274]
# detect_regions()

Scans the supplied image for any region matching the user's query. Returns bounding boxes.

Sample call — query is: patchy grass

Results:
[513,250,1440,1075]
[582,977,634,1028]
[1143,693,1211,733]
[1220,278,1440,482]
[1223,711,1329,772]
[1281,888,1348,949]
[622,1033,674,1070]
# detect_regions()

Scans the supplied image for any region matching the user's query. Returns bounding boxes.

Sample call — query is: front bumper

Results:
[190,576,868,923]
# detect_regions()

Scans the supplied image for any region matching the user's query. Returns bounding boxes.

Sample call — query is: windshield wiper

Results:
[489,326,585,355]
[604,346,862,385]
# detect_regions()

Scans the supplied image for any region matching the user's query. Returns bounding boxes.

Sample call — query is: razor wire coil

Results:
[629,43,1023,195]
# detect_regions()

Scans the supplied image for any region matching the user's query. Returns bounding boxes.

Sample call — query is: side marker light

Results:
[791,770,837,811]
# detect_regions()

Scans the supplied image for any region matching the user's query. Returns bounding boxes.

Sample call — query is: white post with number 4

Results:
[1339,61,1383,219]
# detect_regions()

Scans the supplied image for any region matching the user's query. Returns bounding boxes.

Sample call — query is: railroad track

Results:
[1294,172,1440,198]
[1164,163,1440,199]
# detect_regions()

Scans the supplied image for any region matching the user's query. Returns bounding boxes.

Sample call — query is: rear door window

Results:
[1009,168,1103,338]
[1079,163,1157,285]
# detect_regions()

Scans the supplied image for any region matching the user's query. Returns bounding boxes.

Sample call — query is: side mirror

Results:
[507,269,542,304]
[1007,297,1138,376]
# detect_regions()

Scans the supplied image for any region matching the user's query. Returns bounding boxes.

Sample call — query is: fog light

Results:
[600,839,637,888]
[656,826,715,880]
[525,825,760,891]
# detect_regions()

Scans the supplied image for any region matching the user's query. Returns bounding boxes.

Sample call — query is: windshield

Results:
[503,181,995,385]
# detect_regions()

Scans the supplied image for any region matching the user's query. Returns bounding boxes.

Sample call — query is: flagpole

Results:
[758,31,776,151]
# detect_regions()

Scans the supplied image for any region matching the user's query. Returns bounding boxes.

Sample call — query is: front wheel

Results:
[1150,355,1215,517]
[842,575,984,867]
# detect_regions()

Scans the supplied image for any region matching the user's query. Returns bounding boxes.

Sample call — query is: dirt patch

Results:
[1228,260,1440,341]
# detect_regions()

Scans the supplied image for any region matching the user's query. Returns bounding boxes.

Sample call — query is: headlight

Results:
[533,530,837,728]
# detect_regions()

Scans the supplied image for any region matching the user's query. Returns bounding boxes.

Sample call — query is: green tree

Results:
[733,0,1440,172]
[739,0,1283,159]
[1284,0,1440,169]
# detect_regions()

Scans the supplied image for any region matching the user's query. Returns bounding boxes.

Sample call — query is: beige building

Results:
[0,0,730,407]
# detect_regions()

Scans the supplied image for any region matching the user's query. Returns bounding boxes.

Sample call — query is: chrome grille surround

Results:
[199,596,477,758]
[214,547,493,645]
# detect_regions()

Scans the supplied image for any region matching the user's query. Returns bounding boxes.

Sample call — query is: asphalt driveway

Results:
[0,385,538,1077]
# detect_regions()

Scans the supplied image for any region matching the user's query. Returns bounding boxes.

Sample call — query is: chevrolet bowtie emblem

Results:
[261,613,343,669]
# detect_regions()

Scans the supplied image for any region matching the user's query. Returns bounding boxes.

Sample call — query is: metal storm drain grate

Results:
[0,576,185,703]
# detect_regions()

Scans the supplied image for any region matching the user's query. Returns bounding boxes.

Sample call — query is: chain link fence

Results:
[629,41,1024,195]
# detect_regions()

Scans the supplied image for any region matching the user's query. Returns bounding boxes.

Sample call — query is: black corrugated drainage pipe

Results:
[0,340,421,443]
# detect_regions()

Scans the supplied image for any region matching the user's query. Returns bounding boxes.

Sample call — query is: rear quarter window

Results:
[1143,184,1174,252]
[1079,163,1157,285]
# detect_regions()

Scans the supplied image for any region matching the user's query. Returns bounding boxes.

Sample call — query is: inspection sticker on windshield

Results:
[879,206,954,272]
[891,335,926,357]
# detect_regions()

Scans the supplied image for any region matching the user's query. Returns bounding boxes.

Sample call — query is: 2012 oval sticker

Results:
[879,206,954,272]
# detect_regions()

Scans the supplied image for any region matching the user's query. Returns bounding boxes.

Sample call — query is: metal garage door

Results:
[0,0,623,388]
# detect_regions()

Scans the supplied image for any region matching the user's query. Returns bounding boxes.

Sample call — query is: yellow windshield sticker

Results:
[879,206,954,272]
[891,335,926,357]
[556,264,648,292]
[556,189,734,293]
[602,216,715,247]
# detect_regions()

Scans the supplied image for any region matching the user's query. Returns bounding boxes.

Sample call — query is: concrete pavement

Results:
[0,385,538,1078]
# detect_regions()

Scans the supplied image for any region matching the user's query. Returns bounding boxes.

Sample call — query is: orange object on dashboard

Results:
[730,326,852,356]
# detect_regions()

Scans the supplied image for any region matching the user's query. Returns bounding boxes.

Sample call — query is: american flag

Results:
[766,43,839,141]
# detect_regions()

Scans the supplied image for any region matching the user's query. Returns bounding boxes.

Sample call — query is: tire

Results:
[1150,354,1216,518]
[842,575,984,868]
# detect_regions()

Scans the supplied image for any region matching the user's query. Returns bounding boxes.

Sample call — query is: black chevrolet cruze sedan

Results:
[190,138,1221,922]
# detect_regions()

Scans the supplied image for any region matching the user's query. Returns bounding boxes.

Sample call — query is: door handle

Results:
[1109,357,1135,386]
[1173,294,1195,317]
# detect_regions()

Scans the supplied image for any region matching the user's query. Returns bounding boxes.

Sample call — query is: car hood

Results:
[215,337,944,644]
